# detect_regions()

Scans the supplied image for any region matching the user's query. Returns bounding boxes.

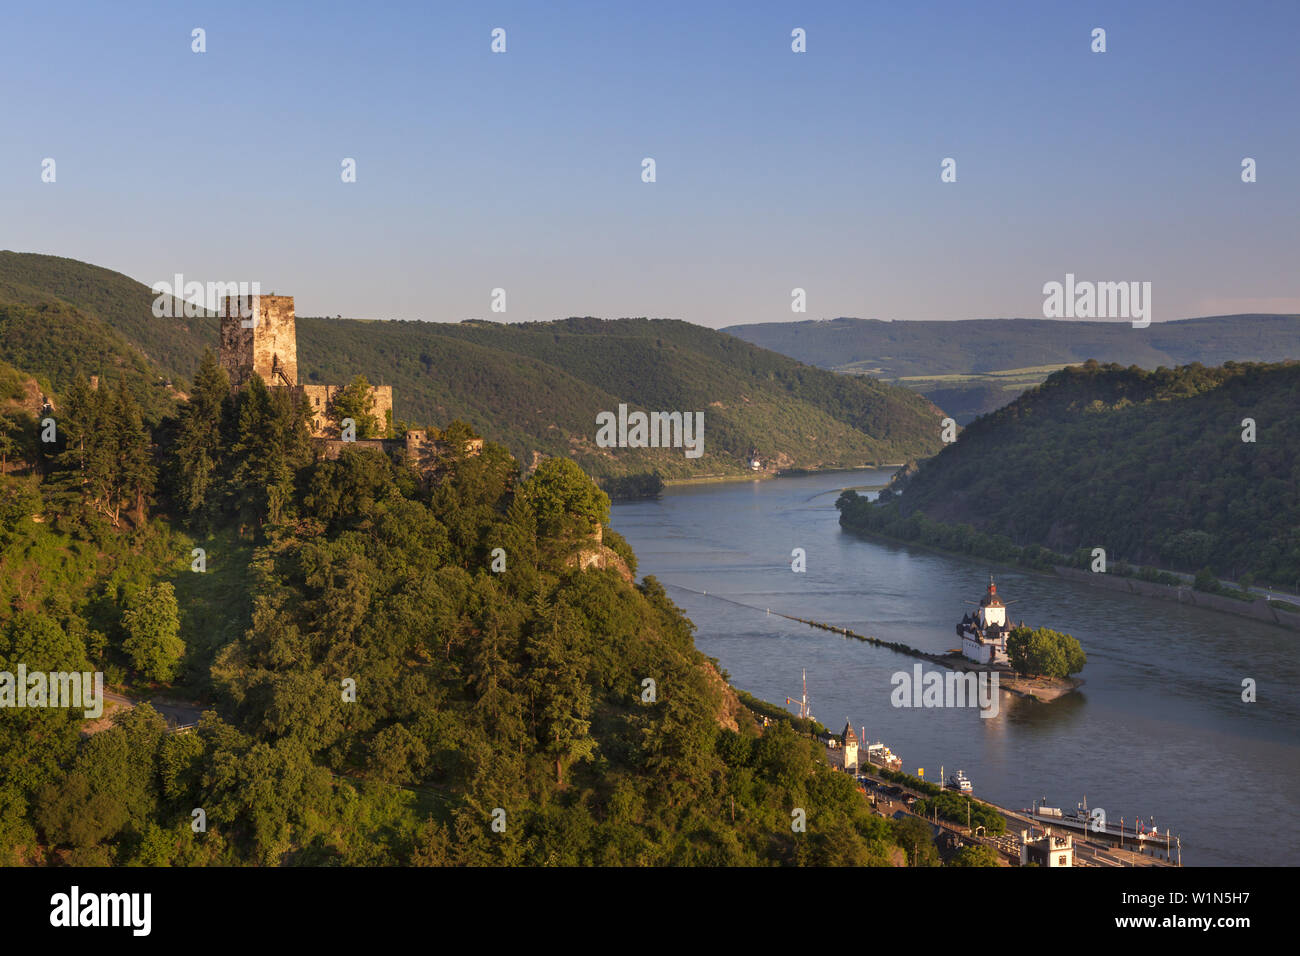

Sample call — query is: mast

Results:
[785,668,811,720]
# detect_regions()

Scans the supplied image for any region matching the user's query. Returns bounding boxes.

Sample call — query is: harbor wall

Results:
[1053,566,1300,631]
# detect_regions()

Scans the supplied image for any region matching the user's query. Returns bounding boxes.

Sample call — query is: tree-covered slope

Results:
[298,315,944,480]
[1,364,910,867]
[858,360,1300,584]
[0,253,945,481]
[0,300,178,422]
[0,251,213,381]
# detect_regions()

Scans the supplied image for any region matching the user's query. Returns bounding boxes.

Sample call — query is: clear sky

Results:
[2,0,1296,325]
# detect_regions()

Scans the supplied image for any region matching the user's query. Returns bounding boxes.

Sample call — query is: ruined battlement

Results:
[315,431,484,476]
[215,291,482,470]
[292,384,393,438]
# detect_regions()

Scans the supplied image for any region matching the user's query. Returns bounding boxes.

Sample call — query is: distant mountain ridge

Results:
[724,315,1300,374]
[0,252,944,482]
[725,315,1300,423]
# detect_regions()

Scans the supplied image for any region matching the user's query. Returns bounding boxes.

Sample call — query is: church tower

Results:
[218,294,298,388]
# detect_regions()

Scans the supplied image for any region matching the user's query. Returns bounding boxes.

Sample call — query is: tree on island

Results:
[1007,626,1085,679]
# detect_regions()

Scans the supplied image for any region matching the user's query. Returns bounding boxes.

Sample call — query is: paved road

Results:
[92,691,204,733]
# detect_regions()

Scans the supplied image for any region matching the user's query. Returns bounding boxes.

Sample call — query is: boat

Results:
[785,669,814,722]
[947,770,973,793]
[865,742,902,771]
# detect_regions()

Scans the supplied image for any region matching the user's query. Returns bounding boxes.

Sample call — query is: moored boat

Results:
[865,742,902,771]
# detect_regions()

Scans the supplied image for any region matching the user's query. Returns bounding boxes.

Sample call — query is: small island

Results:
[952,578,1085,701]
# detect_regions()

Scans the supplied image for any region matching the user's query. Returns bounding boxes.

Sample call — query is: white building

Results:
[842,722,859,771]
[1021,827,1074,867]
[957,578,1012,666]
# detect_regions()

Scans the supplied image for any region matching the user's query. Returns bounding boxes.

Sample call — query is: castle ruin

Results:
[219,294,392,439]
[217,293,480,467]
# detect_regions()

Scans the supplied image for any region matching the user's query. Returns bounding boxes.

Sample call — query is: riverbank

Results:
[1055,566,1300,632]
[661,463,898,489]
[841,521,1300,634]
[611,471,1298,866]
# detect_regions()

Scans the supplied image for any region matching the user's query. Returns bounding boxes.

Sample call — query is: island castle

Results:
[218,293,481,465]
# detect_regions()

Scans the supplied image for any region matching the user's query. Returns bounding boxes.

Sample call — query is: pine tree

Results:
[228,376,312,529]
[173,348,229,518]
[111,379,154,525]
[524,600,596,786]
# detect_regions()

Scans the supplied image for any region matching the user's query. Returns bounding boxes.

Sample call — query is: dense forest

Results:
[839,360,1300,588]
[0,253,944,486]
[728,315,1300,422]
[0,351,945,867]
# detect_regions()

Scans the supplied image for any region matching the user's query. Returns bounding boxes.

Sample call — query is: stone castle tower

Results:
[219,294,298,388]
[218,293,392,439]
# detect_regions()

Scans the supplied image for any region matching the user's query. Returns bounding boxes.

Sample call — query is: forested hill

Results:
[296,316,944,480]
[857,360,1300,585]
[0,252,944,482]
[0,251,188,422]
[0,359,913,866]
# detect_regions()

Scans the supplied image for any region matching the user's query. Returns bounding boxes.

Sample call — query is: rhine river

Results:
[610,470,1300,866]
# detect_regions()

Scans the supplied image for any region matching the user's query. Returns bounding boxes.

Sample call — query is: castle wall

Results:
[293,383,393,439]
[295,385,336,437]
[317,438,394,461]
[214,291,412,451]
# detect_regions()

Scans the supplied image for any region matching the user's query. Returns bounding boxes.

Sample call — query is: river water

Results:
[610,470,1300,866]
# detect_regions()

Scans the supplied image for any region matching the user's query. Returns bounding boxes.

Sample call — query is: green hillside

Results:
[0,300,178,422]
[0,252,212,380]
[0,253,945,483]
[842,360,1300,586]
[727,316,1300,423]
[0,368,910,867]
[298,315,944,481]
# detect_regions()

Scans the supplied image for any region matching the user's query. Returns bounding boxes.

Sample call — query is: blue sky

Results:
[2,0,1296,325]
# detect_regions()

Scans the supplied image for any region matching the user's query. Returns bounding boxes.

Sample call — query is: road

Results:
[852,763,1174,867]
[84,691,205,735]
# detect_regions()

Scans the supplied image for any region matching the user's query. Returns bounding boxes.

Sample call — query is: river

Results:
[610,470,1300,866]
